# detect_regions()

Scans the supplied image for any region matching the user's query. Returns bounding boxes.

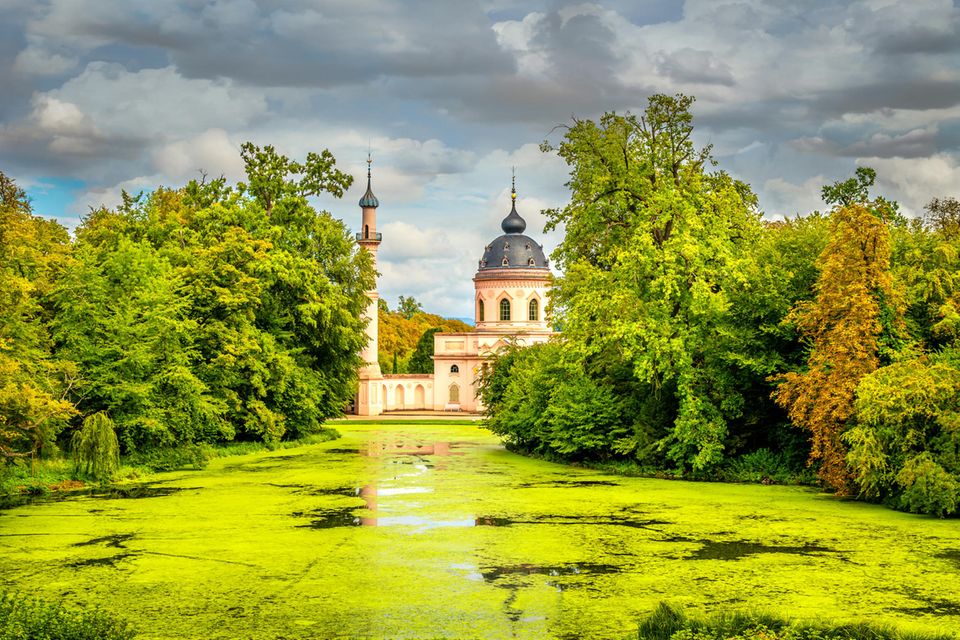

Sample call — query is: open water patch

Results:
[270,483,361,497]
[473,514,670,530]
[68,553,137,569]
[515,480,621,489]
[936,549,960,570]
[73,533,135,549]
[481,563,621,584]
[683,539,834,560]
[293,506,364,529]
[88,484,194,500]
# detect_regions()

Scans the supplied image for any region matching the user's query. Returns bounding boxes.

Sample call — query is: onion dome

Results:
[358,156,379,208]
[501,186,526,234]
[477,176,549,272]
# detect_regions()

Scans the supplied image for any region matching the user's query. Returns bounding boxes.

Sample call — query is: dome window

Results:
[525,243,531,250]
[504,241,510,250]
[501,257,509,266]
[528,257,536,266]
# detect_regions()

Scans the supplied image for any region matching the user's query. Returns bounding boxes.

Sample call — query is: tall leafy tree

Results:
[774,172,902,493]
[541,94,762,470]
[0,172,75,461]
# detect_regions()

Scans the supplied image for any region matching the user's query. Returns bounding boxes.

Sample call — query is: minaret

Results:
[355,154,383,415]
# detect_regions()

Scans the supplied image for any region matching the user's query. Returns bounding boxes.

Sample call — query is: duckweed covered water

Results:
[1,421,959,639]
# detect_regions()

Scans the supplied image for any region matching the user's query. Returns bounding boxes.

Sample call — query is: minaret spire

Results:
[359,152,379,209]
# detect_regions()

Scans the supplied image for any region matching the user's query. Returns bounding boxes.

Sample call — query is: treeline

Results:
[378,296,471,374]
[481,94,960,517]
[0,143,374,469]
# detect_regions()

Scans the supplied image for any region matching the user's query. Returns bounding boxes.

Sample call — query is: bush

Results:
[125,444,209,472]
[723,449,801,484]
[897,454,959,517]
[637,602,953,640]
[0,591,135,640]
[70,412,119,481]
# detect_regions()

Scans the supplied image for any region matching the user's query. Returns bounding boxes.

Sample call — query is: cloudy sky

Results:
[2,0,959,318]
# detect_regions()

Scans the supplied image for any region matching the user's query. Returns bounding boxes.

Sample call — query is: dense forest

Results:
[481,94,960,517]
[0,143,376,477]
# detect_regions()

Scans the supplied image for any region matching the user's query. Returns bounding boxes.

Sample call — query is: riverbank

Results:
[2,419,958,638]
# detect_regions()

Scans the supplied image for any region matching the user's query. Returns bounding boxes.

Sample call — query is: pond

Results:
[1,421,959,639]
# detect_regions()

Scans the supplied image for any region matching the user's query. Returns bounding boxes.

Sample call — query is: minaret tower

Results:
[355,154,384,415]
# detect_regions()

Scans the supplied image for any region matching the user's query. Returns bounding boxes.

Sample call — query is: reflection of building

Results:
[354,163,554,415]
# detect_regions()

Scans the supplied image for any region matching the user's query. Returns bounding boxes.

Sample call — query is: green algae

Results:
[1,422,959,639]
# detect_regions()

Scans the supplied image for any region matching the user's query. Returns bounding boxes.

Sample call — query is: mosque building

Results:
[353,159,554,415]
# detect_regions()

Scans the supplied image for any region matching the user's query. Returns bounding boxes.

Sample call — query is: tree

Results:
[71,412,120,481]
[0,172,76,462]
[846,350,960,516]
[397,295,424,319]
[239,143,352,215]
[408,328,442,374]
[537,93,762,470]
[774,172,902,493]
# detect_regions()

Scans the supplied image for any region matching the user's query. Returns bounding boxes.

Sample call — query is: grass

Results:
[0,591,135,640]
[637,603,957,640]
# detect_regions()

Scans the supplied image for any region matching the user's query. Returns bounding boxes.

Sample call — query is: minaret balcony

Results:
[356,231,383,241]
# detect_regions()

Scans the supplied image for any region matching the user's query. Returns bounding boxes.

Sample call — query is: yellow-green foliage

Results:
[0,591,135,640]
[2,421,958,639]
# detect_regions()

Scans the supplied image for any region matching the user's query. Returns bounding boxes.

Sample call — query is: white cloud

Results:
[867,153,960,215]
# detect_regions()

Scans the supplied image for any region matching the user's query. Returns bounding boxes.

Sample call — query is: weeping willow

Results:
[71,412,119,481]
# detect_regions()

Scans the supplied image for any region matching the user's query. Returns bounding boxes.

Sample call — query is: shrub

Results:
[897,454,959,517]
[71,412,119,481]
[637,602,954,640]
[0,591,135,640]
[125,444,208,472]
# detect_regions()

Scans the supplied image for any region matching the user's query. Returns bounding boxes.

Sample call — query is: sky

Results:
[1,0,959,318]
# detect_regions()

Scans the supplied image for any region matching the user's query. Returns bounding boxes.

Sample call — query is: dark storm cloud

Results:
[814,79,960,116]
[653,48,735,87]
[793,128,939,159]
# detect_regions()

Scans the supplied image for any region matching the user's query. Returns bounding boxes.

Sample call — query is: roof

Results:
[358,158,379,208]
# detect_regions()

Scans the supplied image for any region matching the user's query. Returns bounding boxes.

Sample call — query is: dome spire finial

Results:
[501,168,526,234]
[359,150,379,209]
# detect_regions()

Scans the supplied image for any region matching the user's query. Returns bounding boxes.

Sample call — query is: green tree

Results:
[846,349,960,516]
[408,327,442,374]
[0,172,76,462]
[50,233,216,451]
[71,411,120,481]
[397,295,424,319]
[539,93,762,470]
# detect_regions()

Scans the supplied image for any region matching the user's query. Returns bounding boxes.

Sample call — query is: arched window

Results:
[364,224,369,238]
[449,383,460,403]
[528,298,539,321]
[450,364,459,374]
[501,257,509,266]
[499,298,511,321]
[478,299,485,322]
[527,257,535,266]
